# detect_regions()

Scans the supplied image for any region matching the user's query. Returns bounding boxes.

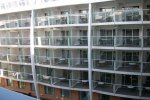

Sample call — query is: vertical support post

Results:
[88,3,92,100]
[30,1,40,100]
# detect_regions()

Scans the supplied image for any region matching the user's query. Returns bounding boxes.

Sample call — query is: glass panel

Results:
[18,81,25,89]
[99,94,110,100]
[31,83,35,91]
[61,89,70,98]
[44,86,54,95]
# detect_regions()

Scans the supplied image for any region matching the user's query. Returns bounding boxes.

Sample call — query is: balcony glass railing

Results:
[2,70,33,81]
[53,76,71,87]
[18,18,30,27]
[70,58,88,68]
[93,11,114,23]
[143,62,150,73]
[70,36,88,46]
[7,54,31,63]
[35,56,88,68]
[115,84,140,96]
[0,18,30,29]
[93,80,114,93]
[34,35,149,47]
[0,37,30,45]
[143,9,150,21]
[143,36,150,47]
[116,61,141,72]
[115,9,142,22]
[51,57,69,67]
[35,56,50,65]
[34,36,88,46]
[71,79,89,89]
[37,74,52,84]
[93,36,114,46]
[93,59,114,70]
[0,54,7,61]
[35,13,88,26]
[93,9,150,23]
[116,36,141,47]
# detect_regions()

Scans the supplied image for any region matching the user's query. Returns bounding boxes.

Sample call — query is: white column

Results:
[88,3,92,100]
[30,1,40,100]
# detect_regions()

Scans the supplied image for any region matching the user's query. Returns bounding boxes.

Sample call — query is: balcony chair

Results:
[42,75,50,80]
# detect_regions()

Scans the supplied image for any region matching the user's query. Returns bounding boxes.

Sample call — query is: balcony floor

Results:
[117,67,140,72]
[143,67,150,73]
[40,79,51,84]
[73,82,89,89]
[54,80,69,87]
[94,66,114,70]
[94,84,113,93]
[116,87,139,96]
[142,89,150,97]
[73,64,88,68]
[118,44,140,47]
[53,63,68,67]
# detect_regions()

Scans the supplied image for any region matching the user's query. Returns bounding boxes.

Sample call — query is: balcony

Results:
[143,62,150,73]
[70,58,88,68]
[18,18,30,27]
[54,77,70,87]
[142,77,150,97]
[70,36,88,46]
[2,69,33,81]
[142,87,150,97]
[115,85,140,96]
[93,72,114,93]
[35,56,50,65]
[37,74,52,84]
[35,16,49,26]
[116,61,141,72]
[51,57,69,67]
[0,37,30,46]
[143,9,150,21]
[143,36,150,47]
[93,80,113,93]
[115,9,141,22]
[93,59,114,70]
[70,71,89,89]
[93,9,150,23]
[93,36,114,46]
[35,13,88,26]
[0,54,7,61]
[35,36,88,46]
[116,36,141,47]
[72,79,89,89]
[93,11,114,23]
[8,54,31,63]
[0,18,30,29]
